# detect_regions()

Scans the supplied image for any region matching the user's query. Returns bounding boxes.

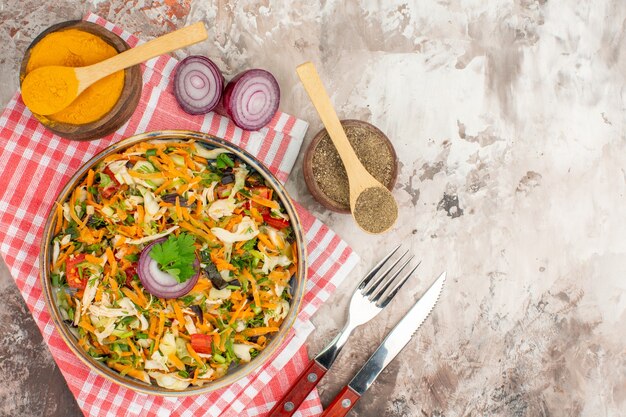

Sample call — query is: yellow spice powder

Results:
[25,29,125,125]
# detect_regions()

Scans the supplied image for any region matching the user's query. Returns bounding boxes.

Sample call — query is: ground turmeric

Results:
[24,29,124,125]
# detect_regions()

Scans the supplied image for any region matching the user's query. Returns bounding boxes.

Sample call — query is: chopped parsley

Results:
[149,233,197,283]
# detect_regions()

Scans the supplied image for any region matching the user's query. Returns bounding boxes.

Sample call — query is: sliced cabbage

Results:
[144,351,169,371]
[219,269,232,282]
[197,368,215,379]
[73,300,81,326]
[201,181,218,204]
[207,198,238,221]
[137,186,160,220]
[184,315,197,335]
[211,216,259,243]
[159,332,177,357]
[107,160,135,185]
[261,253,292,274]
[125,225,179,245]
[60,234,72,246]
[233,344,252,362]
[175,337,190,360]
[209,288,232,300]
[231,166,248,198]
[194,143,231,160]
[264,299,290,326]
[93,317,117,344]
[148,372,191,390]
[81,277,99,315]
[89,299,138,318]
[52,241,60,267]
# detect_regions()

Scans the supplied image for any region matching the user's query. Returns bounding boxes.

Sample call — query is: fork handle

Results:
[267,359,328,417]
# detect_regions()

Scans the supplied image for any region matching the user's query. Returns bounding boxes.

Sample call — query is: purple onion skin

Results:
[219,69,280,131]
[138,238,200,299]
[173,56,225,115]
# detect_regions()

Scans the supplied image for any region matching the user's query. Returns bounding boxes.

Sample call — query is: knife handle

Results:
[267,359,328,417]
[320,386,361,417]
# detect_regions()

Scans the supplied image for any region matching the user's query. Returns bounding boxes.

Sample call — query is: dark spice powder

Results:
[312,124,394,210]
[354,187,398,233]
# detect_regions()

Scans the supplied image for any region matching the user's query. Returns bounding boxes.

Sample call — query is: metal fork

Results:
[268,245,420,417]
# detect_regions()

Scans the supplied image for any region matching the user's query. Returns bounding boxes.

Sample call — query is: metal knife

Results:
[320,272,446,417]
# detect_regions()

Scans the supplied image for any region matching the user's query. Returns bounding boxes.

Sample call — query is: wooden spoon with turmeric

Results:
[21,22,207,116]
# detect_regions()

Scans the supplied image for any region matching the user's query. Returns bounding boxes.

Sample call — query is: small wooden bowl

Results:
[303,119,398,213]
[19,21,142,141]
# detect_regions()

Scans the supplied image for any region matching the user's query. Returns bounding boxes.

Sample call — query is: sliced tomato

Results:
[262,213,290,229]
[66,254,88,289]
[247,186,272,214]
[250,186,271,199]
[100,166,120,199]
[124,263,138,287]
[190,334,213,354]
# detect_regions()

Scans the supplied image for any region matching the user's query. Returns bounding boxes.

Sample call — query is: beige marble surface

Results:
[1,1,625,416]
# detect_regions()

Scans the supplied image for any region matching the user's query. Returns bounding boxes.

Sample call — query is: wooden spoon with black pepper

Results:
[296,62,398,234]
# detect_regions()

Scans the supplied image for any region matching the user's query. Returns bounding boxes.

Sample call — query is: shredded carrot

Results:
[54,202,64,235]
[148,315,157,338]
[136,204,144,226]
[105,247,117,276]
[212,332,221,351]
[154,179,174,195]
[257,233,275,251]
[250,195,279,210]
[86,169,95,187]
[115,236,127,248]
[127,338,140,357]
[171,300,185,330]
[243,269,261,308]
[242,327,280,337]
[228,299,248,326]
[186,343,205,367]
[154,311,166,352]
[179,221,213,242]
[168,353,185,370]
[130,281,147,306]
[84,254,102,265]
[122,287,143,307]
[192,367,200,384]
[220,328,232,352]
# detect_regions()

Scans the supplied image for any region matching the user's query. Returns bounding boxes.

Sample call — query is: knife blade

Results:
[320,272,446,417]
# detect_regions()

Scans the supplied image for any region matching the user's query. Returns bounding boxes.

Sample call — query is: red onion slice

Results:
[221,69,280,131]
[138,238,200,299]
[173,56,224,115]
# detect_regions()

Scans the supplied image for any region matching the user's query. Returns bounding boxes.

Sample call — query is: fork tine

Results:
[377,261,421,308]
[358,245,402,290]
[362,250,409,295]
[369,255,414,302]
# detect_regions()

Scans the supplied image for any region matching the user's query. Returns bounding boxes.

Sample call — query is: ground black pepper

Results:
[353,187,398,233]
[312,124,394,210]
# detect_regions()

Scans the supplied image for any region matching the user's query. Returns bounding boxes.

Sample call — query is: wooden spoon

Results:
[21,22,208,116]
[296,62,398,234]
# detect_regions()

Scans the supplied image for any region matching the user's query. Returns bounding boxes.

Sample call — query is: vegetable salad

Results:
[50,140,298,390]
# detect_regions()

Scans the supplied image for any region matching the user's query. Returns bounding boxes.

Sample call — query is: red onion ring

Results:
[220,69,280,131]
[138,238,200,299]
[173,56,224,115]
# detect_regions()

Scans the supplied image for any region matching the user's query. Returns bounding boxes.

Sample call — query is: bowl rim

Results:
[19,20,142,141]
[39,129,308,396]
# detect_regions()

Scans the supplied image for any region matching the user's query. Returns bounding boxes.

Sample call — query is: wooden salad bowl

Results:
[39,130,308,396]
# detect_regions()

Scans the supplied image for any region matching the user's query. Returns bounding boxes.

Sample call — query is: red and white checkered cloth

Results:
[0,14,359,417]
